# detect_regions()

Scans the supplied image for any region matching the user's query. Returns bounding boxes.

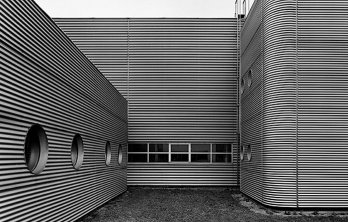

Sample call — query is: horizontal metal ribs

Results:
[0,0,127,221]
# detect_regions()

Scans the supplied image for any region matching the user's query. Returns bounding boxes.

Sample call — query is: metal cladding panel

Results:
[297,0,348,207]
[1,1,127,221]
[128,18,238,143]
[262,0,298,208]
[55,18,239,186]
[52,18,129,97]
[127,164,236,186]
[242,0,348,208]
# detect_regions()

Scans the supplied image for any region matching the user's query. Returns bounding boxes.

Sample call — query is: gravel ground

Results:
[77,188,348,222]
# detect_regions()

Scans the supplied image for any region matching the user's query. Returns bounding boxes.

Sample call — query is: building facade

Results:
[240,0,348,208]
[0,2,347,222]
[0,1,127,221]
[55,18,240,186]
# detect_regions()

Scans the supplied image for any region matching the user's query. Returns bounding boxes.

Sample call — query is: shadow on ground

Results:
[77,188,347,222]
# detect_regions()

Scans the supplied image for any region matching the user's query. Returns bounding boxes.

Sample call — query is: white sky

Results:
[35,0,239,18]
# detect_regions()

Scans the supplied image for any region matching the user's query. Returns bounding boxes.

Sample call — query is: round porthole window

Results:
[247,70,252,87]
[24,124,49,174]
[118,144,123,165]
[105,141,112,166]
[240,145,245,161]
[240,78,245,94]
[247,144,252,161]
[71,134,83,170]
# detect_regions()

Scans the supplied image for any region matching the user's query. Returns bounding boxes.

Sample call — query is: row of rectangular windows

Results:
[128,143,233,163]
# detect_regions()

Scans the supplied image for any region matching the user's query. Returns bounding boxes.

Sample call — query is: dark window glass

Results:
[212,144,231,153]
[149,154,169,162]
[128,144,147,152]
[212,154,231,163]
[128,154,147,162]
[149,144,169,152]
[191,144,210,152]
[191,154,210,162]
[171,144,188,152]
[171,154,188,162]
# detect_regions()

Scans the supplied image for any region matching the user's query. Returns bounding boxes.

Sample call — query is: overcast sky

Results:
[35,0,242,18]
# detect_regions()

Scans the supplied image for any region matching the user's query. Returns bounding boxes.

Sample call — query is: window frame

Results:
[127,143,233,165]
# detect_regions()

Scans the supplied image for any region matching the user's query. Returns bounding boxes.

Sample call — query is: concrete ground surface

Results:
[77,188,348,222]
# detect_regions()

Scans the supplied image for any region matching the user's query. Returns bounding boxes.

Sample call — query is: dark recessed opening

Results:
[24,124,48,174]
[240,145,245,161]
[118,144,123,165]
[105,141,112,166]
[71,134,83,170]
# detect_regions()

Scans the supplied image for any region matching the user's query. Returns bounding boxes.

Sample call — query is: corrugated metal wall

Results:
[0,1,128,221]
[55,18,239,186]
[297,0,348,207]
[241,0,348,208]
[240,0,264,205]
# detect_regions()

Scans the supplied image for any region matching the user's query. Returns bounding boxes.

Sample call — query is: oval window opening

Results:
[71,134,84,170]
[247,144,252,161]
[118,144,123,165]
[240,145,245,161]
[105,141,112,166]
[240,78,245,94]
[247,70,252,87]
[24,124,49,174]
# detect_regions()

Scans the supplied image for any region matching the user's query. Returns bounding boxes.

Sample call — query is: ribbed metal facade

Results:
[0,1,128,221]
[241,0,348,208]
[55,18,239,186]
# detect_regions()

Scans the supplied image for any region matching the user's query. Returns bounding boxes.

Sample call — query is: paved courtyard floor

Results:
[78,188,347,222]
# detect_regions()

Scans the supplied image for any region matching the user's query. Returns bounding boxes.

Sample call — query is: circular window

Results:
[247,145,252,161]
[71,134,84,170]
[247,70,252,87]
[240,145,245,161]
[24,124,49,174]
[105,141,112,166]
[240,78,245,94]
[118,144,123,165]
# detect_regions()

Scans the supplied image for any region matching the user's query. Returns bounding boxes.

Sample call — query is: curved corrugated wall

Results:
[242,0,348,208]
[0,1,128,221]
[262,0,298,208]
[55,18,239,186]
[240,0,264,204]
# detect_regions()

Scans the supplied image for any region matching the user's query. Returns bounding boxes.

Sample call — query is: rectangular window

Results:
[149,154,169,162]
[212,144,231,153]
[170,144,189,162]
[128,143,232,164]
[212,144,232,163]
[128,144,147,152]
[171,154,189,162]
[191,154,210,162]
[171,144,188,152]
[149,144,169,162]
[149,144,169,152]
[212,154,231,163]
[128,143,148,162]
[191,144,210,162]
[128,154,147,162]
[191,144,210,152]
